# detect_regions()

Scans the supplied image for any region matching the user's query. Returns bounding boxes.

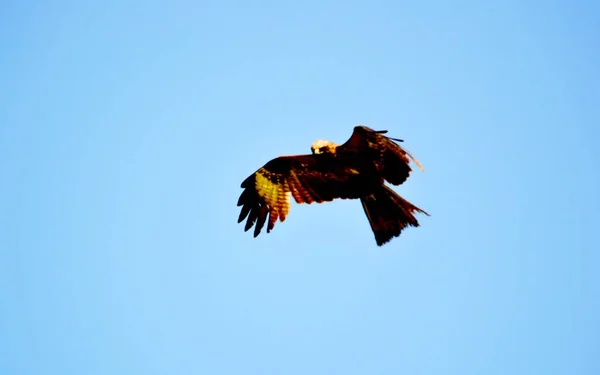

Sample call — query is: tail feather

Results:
[360,185,429,246]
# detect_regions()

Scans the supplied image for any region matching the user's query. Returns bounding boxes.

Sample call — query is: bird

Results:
[236,125,429,246]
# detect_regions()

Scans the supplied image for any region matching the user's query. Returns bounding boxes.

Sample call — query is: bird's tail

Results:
[360,185,429,246]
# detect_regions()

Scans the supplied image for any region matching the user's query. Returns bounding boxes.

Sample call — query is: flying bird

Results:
[237,125,428,246]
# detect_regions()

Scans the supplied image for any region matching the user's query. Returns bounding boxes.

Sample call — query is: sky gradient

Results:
[2,1,599,374]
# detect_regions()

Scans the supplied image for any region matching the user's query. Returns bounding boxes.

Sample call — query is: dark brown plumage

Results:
[237,125,428,246]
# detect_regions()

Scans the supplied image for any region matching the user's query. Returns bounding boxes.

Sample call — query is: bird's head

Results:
[311,140,339,155]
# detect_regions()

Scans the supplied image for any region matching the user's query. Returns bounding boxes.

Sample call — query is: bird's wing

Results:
[237,154,367,237]
[338,125,424,185]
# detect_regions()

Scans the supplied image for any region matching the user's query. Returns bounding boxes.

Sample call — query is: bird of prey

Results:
[237,125,428,246]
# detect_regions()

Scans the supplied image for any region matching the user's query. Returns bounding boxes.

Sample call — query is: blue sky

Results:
[1,1,599,374]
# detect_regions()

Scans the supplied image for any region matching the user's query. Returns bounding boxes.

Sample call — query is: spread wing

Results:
[237,154,369,237]
[338,125,424,185]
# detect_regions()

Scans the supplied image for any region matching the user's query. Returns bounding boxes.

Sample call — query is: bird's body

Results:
[237,126,428,246]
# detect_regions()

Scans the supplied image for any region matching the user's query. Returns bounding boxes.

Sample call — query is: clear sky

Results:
[1,1,599,374]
